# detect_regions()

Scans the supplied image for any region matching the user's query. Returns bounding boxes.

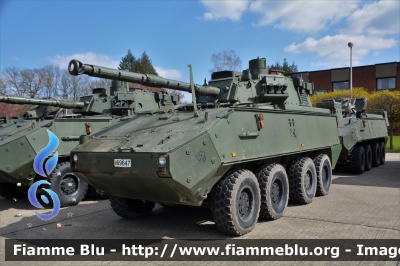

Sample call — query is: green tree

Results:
[269,58,298,74]
[118,49,137,71]
[119,50,158,75]
[118,50,185,100]
[136,51,158,75]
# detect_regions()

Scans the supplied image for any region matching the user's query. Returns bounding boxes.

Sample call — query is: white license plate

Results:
[114,159,131,167]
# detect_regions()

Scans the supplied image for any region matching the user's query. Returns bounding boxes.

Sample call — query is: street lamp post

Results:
[348,42,354,98]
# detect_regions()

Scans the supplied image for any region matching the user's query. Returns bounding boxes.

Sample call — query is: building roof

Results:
[291,62,399,75]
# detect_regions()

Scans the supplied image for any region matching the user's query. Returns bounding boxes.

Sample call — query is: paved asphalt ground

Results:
[1,153,399,266]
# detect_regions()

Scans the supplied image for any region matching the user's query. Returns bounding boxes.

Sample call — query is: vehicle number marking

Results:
[114,159,131,167]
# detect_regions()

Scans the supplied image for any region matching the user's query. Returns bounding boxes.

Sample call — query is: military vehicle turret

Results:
[0,117,26,136]
[317,98,388,174]
[1,117,22,126]
[69,58,387,236]
[0,82,179,206]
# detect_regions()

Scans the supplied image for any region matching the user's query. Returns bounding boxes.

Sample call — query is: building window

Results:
[314,90,327,95]
[332,82,349,91]
[377,77,396,90]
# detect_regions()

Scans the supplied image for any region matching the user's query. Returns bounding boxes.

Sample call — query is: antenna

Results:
[188,64,199,117]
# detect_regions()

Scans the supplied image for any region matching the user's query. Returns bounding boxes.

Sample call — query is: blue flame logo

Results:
[33,130,59,177]
[28,129,61,220]
[28,180,60,220]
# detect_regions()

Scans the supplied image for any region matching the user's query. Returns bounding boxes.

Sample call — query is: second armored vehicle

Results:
[0,82,179,206]
[0,105,64,198]
[317,98,388,174]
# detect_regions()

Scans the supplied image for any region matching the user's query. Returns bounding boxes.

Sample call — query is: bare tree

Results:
[0,75,7,95]
[2,65,143,102]
[79,76,92,97]
[76,75,92,98]
[3,66,24,96]
[59,70,91,101]
[209,50,242,73]
[20,68,43,98]
[71,75,90,100]
[60,70,72,100]
[41,65,61,98]
[88,78,111,90]
[0,74,18,116]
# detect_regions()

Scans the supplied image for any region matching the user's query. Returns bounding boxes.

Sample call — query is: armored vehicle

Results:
[0,83,179,206]
[317,98,388,174]
[0,105,65,198]
[69,58,388,235]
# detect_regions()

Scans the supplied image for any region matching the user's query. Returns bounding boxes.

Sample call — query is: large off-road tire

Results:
[48,161,88,207]
[255,164,288,220]
[288,157,317,204]
[371,142,381,167]
[0,183,28,199]
[363,144,372,171]
[313,154,332,196]
[110,196,155,219]
[380,141,386,165]
[349,145,365,174]
[211,169,260,236]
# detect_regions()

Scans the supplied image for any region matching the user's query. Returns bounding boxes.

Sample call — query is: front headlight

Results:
[158,155,166,166]
[73,154,78,162]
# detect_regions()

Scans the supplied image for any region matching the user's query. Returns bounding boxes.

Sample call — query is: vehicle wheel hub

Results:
[304,171,312,192]
[271,181,281,205]
[238,187,253,219]
[60,175,78,195]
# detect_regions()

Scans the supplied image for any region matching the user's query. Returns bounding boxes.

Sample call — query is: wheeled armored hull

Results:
[317,98,388,174]
[0,105,64,198]
[0,82,179,206]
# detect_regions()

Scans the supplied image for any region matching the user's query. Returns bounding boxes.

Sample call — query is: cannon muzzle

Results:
[68,59,220,96]
[0,96,85,108]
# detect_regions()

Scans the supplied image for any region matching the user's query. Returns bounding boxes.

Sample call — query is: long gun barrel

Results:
[0,96,85,108]
[68,59,220,96]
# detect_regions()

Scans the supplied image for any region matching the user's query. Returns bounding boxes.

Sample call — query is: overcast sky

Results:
[1,0,399,86]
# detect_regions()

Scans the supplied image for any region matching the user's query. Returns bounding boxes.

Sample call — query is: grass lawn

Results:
[386,135,400,153]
